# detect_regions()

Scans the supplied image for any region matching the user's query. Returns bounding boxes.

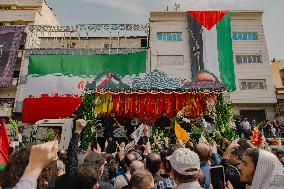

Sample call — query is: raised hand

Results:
[24,141,58,178]
[75,119,87,134]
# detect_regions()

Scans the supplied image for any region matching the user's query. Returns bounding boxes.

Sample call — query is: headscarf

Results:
[252,149,284,189]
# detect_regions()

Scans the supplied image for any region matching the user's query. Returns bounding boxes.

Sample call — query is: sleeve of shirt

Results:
[13,176,37,189]
[66,133,80,176]
[211,153,221,166]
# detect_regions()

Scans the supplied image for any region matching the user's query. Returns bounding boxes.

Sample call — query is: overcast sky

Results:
[46,0,284,60]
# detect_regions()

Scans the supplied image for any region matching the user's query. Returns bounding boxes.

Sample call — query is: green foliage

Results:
[150,128,165,152]
[42,129,55,141]
[214,93,236,141]
[77,92,102,150]
[175,93,236,147]
[9,117,18,135]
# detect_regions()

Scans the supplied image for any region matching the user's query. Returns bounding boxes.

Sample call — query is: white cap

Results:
[167,148,200,176]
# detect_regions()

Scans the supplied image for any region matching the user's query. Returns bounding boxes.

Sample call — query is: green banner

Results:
[28,51,147,77]
[217,13,236,91]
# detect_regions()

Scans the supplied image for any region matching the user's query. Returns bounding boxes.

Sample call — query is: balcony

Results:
[0,9,36,22]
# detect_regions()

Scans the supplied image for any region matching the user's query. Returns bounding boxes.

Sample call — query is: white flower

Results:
[177,111,184,118]
[182,117,191,123]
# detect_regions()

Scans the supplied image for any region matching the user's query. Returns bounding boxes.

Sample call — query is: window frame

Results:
[232,32,258,40]
[156,32,183,41]
[239,79,266,90]
[235,55,262,64]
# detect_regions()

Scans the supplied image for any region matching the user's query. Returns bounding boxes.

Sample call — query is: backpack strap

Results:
[123,174,130,184]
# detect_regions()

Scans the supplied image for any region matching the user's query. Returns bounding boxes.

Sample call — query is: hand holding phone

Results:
[210,166,226,189]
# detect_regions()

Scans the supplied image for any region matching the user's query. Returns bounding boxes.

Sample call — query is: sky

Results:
[46,0,284,60]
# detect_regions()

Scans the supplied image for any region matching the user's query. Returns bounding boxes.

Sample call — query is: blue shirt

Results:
[200,153,221,189]
[200,163,210,189]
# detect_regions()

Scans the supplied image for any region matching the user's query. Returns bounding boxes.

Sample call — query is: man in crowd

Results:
[114,153,137,189]
[154,111,171,131]
[104,111,116,141]
[75,163,100,189]
[55,119,114,189]
[241,118,251,139]
[125,113,141,138]
[167,148,203,189]
[145,153,176,189]
[128,170,155,189]
[193,142,221,189]
[239,148,284,189]
[222,139,246,189]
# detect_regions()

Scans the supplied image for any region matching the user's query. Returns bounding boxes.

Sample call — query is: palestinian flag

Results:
[188,11,236,91]
[0,119,10,171]
[21,51,147,123]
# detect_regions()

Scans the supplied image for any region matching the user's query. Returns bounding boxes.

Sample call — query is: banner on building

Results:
[188,11,236,91]
[22,52,147,123]
[0,26,25,88]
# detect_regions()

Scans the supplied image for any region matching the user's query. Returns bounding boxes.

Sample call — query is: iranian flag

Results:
[188,11,236,91]
[21,52,147,123]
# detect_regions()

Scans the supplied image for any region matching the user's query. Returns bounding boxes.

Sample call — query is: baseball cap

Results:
[84,151,106,167]
[167,148,200,176]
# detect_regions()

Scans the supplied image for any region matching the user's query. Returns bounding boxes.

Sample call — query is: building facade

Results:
[0,0,59,119]
[271,59,284,118]
[149,11,276,122]
[39,36,148,49]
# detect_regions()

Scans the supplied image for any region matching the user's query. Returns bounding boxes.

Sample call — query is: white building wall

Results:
[33,2,59,26]
[149,11,277,120]
[229,11,276,106]
[149,12,191,80]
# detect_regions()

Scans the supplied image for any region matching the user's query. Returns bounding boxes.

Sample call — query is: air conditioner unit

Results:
[0,108,12,117]
[12,78,18,86]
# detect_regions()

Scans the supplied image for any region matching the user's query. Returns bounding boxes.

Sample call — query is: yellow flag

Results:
[175,123,190,144]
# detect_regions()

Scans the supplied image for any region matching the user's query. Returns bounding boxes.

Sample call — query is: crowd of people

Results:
[234,118,284,139]
[1,117,284,189]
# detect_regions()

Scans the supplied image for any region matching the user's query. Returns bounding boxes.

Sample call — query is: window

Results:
[141,38,147,48]
[232,32,258,40]
[239,79,266,90]
[0,6,12,10]
[235,55,262,64]
[104,43,112,49]
[157,55,184,65]
[156,32,182,41]
[67,42,76,48]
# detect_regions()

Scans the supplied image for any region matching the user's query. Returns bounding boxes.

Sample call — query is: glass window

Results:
[243,56,248,63]
[156,33,162,40]
[156,32,182,41]
[239,80,266,90]
[177,33,182,41]
[232,32,258,40]
[236,56,242,64]
[235,55,262,64]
